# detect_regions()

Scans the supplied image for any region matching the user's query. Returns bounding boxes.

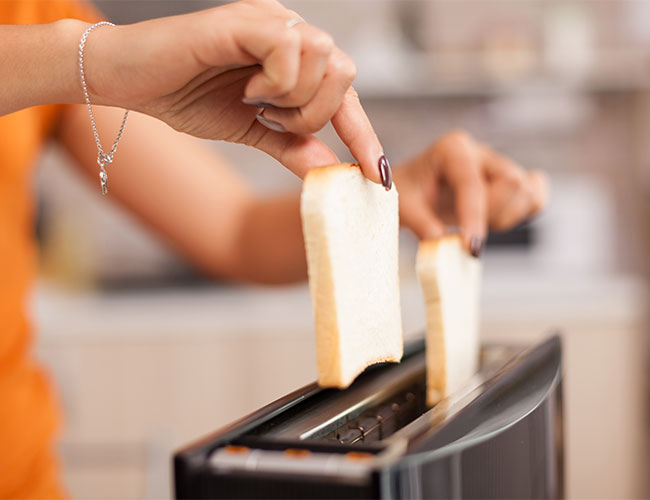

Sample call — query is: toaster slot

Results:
[319,380,427,445]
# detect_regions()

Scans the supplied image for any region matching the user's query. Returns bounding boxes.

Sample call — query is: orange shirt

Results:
[0,2,101,498]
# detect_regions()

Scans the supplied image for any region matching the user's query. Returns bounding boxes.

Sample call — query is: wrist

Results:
[75,20,123,107]
[52,18,92,105]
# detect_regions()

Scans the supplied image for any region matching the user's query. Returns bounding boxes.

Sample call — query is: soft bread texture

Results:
[416,235,482,406]
[301,164,403,388]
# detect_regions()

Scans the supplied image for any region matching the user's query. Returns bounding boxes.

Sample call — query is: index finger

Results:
[241,119,339,178]
[438,134,487,253]
[330,87,388,187]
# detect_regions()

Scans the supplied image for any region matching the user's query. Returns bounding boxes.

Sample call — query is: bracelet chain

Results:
[78,21,129,195]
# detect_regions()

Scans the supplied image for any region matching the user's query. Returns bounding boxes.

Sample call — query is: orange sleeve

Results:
[0,0,104,24]
[0,4,106,499]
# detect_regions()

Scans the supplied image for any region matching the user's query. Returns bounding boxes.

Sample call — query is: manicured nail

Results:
[378,155,392,191]
[469,236,484,258]
[242,97,277,108]
[256,113,287,133]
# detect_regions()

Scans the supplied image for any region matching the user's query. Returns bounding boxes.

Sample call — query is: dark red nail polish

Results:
[469,236,483,258]
[242,97,277,108]
[378,155,392,191]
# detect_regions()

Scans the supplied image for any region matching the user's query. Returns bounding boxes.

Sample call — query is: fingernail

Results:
[469,236,484,258]
[378,155,392,191]
[256,113,287,133]
[242,97,277,108]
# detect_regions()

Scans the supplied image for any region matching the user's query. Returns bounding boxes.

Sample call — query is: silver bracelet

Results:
[78,21,129,196]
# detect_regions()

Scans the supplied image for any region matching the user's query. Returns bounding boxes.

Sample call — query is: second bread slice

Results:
[301,164,403,388]
[417,235,481,406]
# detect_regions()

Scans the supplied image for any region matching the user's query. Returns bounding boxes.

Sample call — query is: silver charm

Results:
[79,22,128,196]
[97,153,112,196]
[99,169,108,195]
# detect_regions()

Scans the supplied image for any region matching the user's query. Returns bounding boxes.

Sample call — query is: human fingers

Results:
[481,146,527,226]
[401,195,446,240]
[238,119,339,178]
[331,86,387,186]
[216,4,304,99]
[489,169,549,229]
[247,23,334,108]
[487,182,530,231]
[258,47,354,134]
[481,146,549,229]
[436,132,487,254]
[263,82,387,187]
[528,169,549,214]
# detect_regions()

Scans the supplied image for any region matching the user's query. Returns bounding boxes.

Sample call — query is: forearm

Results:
[59,103,307,284]
[0,19,89,115]
[233,195,307,284]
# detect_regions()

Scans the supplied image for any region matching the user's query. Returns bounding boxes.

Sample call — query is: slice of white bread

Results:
[301,163,403,388]
[416,235,482,406]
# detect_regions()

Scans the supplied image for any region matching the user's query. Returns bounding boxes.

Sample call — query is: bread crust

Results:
[418,233,465,254]
[416,240,448,405]
[417,234,479,406]
[304,162,361,179]
[302,163,403,389]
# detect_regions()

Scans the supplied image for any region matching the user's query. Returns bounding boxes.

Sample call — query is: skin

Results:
[1,0,384,182]
[0,0,548,281]
[57,107,548,284]
[394,131,548,246]
[57,106,308,284]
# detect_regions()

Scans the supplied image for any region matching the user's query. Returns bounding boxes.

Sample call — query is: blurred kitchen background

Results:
[32,0,649,498]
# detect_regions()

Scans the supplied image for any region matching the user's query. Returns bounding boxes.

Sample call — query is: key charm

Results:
[99,169,108,195]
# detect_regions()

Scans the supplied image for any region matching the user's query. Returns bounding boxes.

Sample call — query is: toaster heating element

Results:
[174,335,563,499]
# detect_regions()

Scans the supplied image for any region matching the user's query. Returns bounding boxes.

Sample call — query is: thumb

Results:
[241,121,339,178]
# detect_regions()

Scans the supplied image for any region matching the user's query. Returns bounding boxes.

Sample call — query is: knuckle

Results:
[261,0,282,8]
[442,129,473,148]
[275,81,295,96]
[343,59,357,82]
[345,86,360,102]
[433,129,479,161]
[330,54,357,83]
[265,74,294,95]
[309,32,335,55]
[279,27,301,46]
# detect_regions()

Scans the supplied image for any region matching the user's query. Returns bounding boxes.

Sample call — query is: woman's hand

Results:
[394,131,548,255]
[83,0,386,183]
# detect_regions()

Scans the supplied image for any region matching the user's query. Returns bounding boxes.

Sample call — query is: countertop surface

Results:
[33,271,648,340]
